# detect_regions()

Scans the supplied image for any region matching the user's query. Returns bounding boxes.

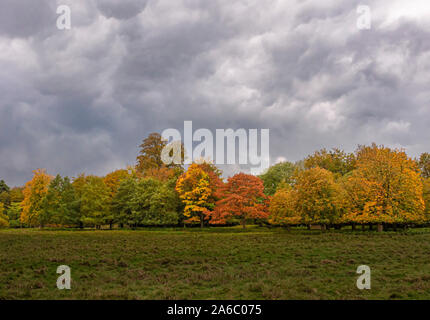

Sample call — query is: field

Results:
[1,226,430,300]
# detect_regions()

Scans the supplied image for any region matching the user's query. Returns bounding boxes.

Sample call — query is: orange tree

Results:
[342,144,425,226]
[294,167,344,228]
[175,163,215,227]
[20,169,53,227]
[211,173,268,228]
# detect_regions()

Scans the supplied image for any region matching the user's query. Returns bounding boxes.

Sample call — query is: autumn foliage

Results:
[1,133,430,231]
[211,173,268,228]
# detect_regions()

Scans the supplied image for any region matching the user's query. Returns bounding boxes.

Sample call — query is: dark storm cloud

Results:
[0,0,429,186]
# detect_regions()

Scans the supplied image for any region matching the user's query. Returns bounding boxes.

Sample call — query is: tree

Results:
[342,144,426,227]
[304,148,356,176]
[72,173,88,228]
[423,178,430,218]
[268,184,301,227]
[9,187,24,203]
[0,180,10,194]
[80,176,110,228]
[259,161,296,195]
[112,176,139,227]
[295,167,343,227]
[175,163,213,227]
[104,169,130,198]
[136,133,184,174]
[0,179,11,210]
[0,203,9,228]
[418,153,430,179]
[212,173,268,228]
[7,202,21,228]
[40,175,63,226]
[20,169,52,227]
[41,175,79,227]
[131,178,180,226]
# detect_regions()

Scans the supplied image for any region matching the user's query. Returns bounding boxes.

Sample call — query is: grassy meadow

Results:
[1,226,430,300]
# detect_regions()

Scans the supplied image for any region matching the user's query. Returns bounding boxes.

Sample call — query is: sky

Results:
[0,0,429,186]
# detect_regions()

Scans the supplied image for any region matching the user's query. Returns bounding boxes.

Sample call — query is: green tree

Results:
[131,178,179,226]
[112,176,139,227]
[0,179,11,210]
[419,153,430,179]
[41,175,79,227]
[7,202,22,228]
[259,161,296,195]
[80,176,110,228]
[0,203,9,228]
[304,148,356,176]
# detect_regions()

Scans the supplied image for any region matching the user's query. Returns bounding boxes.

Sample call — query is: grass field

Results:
[1,226,430,300]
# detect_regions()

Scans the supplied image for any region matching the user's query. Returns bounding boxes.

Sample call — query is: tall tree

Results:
[136,133,184,174]
[20,169,52,227]
[212,173,268,228]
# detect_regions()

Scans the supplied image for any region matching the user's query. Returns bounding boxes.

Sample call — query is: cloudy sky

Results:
[1,0,429,186]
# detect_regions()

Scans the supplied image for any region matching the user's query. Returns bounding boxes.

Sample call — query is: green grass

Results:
[1,226,430,300]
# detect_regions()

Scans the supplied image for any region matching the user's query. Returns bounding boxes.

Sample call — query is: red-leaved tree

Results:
[211,173,268,228]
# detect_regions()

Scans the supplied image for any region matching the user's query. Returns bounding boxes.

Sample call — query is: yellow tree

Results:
[175,163,213,228]
[342,144,425,228]
[295,167,344,229]
[268,184,301,228]
[20,169,52,227]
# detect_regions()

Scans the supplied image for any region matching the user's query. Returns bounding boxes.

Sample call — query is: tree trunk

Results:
[369,224,373,231]
[362,224,365,231]
[241,219,246,229]
[352,224,356,231]
[307,225,311,230]
[200,217,204,228]
[377,224,383,232]
[321,224,326,231]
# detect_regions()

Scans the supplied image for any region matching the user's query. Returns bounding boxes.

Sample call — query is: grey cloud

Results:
[0,0,430,186]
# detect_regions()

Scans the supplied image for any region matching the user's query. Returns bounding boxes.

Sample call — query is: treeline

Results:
[0,133,429,231]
